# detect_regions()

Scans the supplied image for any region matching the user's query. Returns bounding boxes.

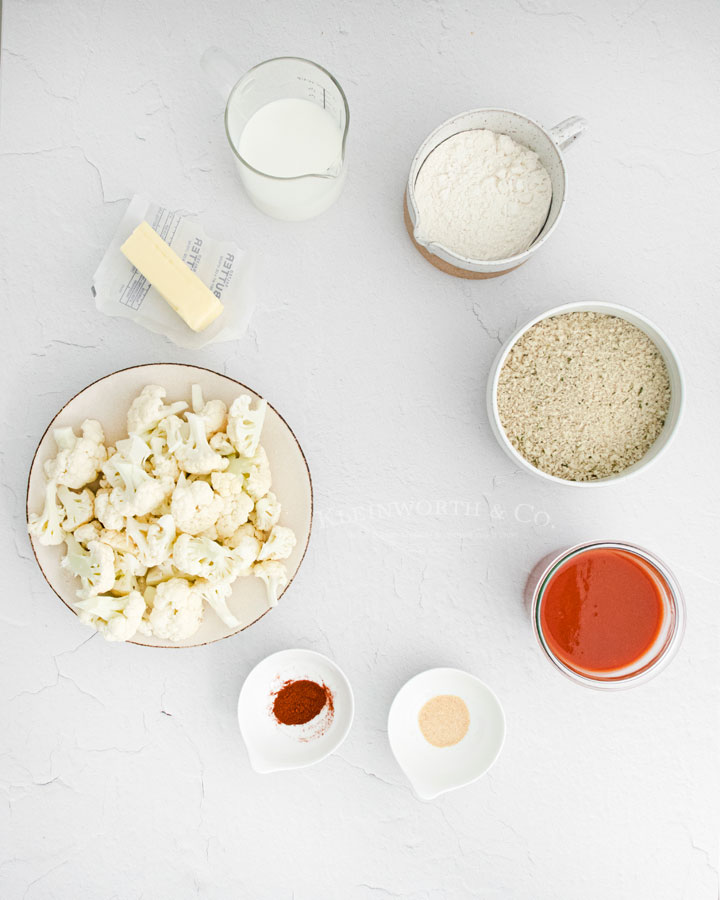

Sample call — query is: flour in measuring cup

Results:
[414,129,552,261]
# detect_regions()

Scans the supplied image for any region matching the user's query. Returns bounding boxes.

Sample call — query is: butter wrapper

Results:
[92,195,254,349]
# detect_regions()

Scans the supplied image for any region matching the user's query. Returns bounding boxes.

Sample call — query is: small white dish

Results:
[388,668,505,801]
[486,301,684,486]
[26,363,313,647]
[238,648,354,773]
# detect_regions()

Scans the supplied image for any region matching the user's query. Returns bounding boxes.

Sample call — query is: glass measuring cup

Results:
[201,48,349,221]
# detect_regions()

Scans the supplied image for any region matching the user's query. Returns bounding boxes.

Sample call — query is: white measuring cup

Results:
[405,108,586,278]
[201,48,350,221]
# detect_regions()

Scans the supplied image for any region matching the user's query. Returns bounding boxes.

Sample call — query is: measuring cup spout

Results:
[412,217,430,249]
[201,47,241,100]
[322,157,344,179]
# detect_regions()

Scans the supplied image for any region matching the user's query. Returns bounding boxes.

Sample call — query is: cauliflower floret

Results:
[135,586,155,635]
[246,470,271,502]
[171,474,223,535]
[27,480,65,546]
[227,447,271,500]
[149,491,173,517]
[172,533,239,581]
[223,522,263,552]
[124,514,176,567]
[74,520,102,547]
[220,524,261,570]
[257,525,297,561]
[94,488,125,530]
[57,485,94,532]
[209,432,236,456]
[102,448,169,518]
[113,434,152,468]
[98,528,137,554]
[145,558,181,586]
[210,471,254,539]
[43,420,107,489]
[232,530,261,572]
[155,414,185,455]
[111,550,147,596]
[52,426,77,451]
[191,384,228,437]
[62,535,115,597]
[253,560,289,608]
[74,590,145,642]
[198,522,219,541]
[195,579,239,629]
[148,578,203,641]
[149,434,181,483]
[251,492,281,532]
[118,471,167,517]
[126,385,188,435]
[227,395,267,458]
[174,413,229,475]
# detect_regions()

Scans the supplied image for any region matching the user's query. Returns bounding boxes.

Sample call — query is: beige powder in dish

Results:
[418,694,470,748]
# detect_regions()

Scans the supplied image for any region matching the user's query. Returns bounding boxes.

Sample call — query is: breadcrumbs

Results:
[497,312,671,481]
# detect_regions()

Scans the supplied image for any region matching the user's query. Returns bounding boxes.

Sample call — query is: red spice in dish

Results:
[540,547,666,674]
[272,679,334,726]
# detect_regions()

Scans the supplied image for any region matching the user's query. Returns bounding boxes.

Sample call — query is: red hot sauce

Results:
[540,547,666,675]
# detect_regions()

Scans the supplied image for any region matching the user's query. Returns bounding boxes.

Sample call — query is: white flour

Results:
[414,129,552,261]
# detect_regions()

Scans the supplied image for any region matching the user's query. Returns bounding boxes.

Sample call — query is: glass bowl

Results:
[531,540,685,690]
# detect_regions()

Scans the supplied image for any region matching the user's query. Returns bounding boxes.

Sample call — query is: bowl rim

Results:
[406,107,568,268]
[237,647,355,772]
[26,362,313,648]
[530,540,686,690]
[387,666,506,800]
[486,300,685,487]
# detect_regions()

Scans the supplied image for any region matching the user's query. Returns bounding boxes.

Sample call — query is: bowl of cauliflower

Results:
[26,364,312,647]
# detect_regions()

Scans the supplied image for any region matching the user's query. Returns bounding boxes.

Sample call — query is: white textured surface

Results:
[1,1,718,898]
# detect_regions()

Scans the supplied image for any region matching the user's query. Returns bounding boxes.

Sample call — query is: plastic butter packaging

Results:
[92,195,255,348]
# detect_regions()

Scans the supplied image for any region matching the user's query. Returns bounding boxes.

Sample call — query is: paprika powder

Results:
[272,679,334,726]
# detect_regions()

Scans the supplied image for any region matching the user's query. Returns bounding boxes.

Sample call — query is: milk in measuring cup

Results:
[239,98,342,178]
[232,98,346,220]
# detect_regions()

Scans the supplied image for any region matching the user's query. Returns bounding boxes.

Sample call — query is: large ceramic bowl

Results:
[26,363,313,647]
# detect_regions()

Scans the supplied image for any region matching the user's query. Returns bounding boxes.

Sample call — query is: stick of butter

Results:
[120,221,224,332]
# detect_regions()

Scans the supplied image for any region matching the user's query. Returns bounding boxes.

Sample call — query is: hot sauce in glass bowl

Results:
[532,541,685,689]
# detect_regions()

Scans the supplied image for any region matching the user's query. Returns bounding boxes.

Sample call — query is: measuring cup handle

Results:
[200,47,240,101]
[549,116,588,151]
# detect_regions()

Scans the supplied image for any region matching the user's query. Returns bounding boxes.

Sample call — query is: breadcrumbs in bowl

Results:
[493,307,678,483]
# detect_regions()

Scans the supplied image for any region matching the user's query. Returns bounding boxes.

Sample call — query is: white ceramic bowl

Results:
[405,108,586,277]
[487,301,684,486]
[388,668,505,801]
[238,649,354,773]
[26,363,313,647]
